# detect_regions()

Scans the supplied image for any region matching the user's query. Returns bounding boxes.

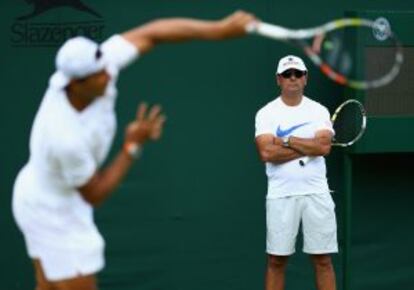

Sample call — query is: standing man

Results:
[255,55,337,290]
[12,11,256,290]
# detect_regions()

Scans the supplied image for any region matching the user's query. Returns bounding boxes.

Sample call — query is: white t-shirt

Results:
[255,96,333,199]
[12,35,138,279]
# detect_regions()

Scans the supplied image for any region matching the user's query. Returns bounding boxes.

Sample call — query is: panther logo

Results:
[17,0,102,20]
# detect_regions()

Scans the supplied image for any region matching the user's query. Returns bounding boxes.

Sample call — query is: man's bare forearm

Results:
[263,145,303,163]
[122,11,254,53]
[78,148,135,206]
[124,19,228,44]
[288,136,331,156]
[258,136,303,164]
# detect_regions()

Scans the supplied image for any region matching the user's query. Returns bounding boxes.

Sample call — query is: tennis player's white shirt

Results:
[12,35,138,281]
[255,96,334,199]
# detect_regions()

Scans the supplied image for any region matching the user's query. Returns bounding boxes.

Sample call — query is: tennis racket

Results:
[246,17,403,90]
[298,99,366,166]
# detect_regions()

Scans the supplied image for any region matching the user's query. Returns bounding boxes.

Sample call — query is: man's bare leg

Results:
[310,254,336,290]
[265,254,289,290]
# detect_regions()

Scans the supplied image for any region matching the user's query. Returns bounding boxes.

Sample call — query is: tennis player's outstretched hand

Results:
[124,103,166,145]
[218,10,257,38]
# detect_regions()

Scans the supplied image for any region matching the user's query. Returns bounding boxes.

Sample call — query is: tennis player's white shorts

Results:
[13,199,105,281]
[266,193,338,255]
[12,167,105,281]
[13,200,105,281]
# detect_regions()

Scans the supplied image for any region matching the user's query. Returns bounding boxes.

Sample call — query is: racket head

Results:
[250,18,403,89]
[301,17,403,90]
[331,99,367,147]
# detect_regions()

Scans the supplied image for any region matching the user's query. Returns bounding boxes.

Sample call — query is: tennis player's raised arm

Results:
[121,10,256,54]
[256,134,303,164]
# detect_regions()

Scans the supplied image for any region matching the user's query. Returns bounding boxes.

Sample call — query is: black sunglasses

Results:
[280,70,307,79]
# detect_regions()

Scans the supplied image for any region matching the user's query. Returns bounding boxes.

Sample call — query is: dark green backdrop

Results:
[1,1,413,290]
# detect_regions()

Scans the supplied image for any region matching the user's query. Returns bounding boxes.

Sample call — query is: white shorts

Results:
[12,191,105,281]
[266,193,338,255]
[14,199,105,281]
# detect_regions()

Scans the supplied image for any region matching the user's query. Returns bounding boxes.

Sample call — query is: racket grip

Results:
[245,21,258,33]
[245,21,290,39]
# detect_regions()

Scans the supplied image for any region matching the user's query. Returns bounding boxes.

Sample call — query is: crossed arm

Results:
[288,130,333,156]
[255,130,333,164]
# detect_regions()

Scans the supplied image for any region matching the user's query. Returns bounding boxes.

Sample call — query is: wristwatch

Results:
[282,136,290,148]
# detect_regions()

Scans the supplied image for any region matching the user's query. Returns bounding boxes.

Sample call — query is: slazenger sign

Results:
[11,0,105,47]
[11,21,105,46]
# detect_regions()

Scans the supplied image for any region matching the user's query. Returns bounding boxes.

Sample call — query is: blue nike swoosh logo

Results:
[276,122,310,137]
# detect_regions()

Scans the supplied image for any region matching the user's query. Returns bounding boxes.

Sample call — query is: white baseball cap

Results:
[49,36,105,89]
[276,55,307,74]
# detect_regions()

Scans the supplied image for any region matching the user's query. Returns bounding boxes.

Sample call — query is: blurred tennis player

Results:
[12,11,256,290]
[255,55,337,290]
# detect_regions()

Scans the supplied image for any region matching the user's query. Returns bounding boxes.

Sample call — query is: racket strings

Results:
[319,25,400,87]
[251,18,403,89]
[319,30,351,75]
[332,103,363,145]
